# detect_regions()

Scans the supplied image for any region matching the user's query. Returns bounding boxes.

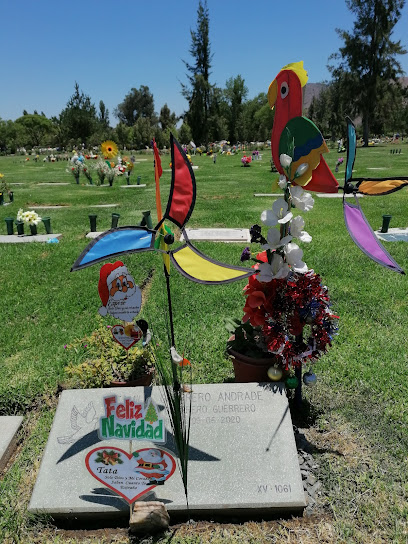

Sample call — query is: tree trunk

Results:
[362,115,369,147]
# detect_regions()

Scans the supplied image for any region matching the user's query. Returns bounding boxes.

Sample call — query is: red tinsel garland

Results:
[242,257,338,369]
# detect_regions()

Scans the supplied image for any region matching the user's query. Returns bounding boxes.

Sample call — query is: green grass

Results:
[0,145,407,543]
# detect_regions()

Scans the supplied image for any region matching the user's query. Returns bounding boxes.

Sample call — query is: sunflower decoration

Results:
[101,140,118,159]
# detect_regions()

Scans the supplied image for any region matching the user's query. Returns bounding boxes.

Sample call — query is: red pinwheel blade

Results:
[163,134,196,229]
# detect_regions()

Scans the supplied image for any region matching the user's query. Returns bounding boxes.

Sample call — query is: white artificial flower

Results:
[295,163,308,177]
[279,154,292,168]
[278,175,288,189]
[290,185,314,212]
[285,242,308,273]
[298,231,312,243]
[261,198,293,226]
[290,215,305,235]
[271,254,291,278]
[290,215,312,243]
[257,254,290,282]
[261,228,292,251]
[21,210,41,225]
[273,198,293,224]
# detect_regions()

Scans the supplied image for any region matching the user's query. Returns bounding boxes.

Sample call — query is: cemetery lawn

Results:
[0,146,407,543]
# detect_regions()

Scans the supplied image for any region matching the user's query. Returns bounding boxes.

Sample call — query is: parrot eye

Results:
[280,81,289,99]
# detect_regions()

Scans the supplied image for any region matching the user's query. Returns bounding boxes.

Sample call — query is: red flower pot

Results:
[228,347,277,383]
[108,370,153,388]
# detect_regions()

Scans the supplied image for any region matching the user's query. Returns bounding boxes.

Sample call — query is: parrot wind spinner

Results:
[268,61,339,194]
[268,61,406,274]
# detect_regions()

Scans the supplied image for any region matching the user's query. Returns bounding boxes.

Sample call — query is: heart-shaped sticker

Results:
[85,447,176,504]
[111,324,143,351]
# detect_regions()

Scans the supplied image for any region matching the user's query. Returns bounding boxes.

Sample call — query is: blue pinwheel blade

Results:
[345,117,356,185]
[71,227,156,271]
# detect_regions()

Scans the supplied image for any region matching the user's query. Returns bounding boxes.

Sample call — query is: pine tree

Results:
[330,0,406,145]
[224,75,248,144]
[59,83,98,146]
[145,402,158,424]
[182,0,213,145]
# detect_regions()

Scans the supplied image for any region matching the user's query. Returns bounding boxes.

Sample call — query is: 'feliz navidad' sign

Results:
[98,395,166,442]
[85,395,174,504]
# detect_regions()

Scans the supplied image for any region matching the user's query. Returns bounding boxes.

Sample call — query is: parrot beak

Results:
[267,79,277,109]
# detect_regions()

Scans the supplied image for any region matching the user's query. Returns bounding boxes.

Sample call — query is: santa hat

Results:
[98,261,128,316]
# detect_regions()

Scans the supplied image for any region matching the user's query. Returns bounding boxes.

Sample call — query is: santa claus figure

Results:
[98,261,142,321]
[133,449,169,485]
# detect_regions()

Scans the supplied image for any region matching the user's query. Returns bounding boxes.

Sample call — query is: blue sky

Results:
[1,0,407,123]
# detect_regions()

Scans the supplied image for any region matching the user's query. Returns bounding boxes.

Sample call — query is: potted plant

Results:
[82,166,93,185]
[226,317,279,383]
[64,319,154,388]
[68,159,82,184]
[0,173,13,202]
[17,208,41,235]
[94,159,109,185]
[227,140,339,390]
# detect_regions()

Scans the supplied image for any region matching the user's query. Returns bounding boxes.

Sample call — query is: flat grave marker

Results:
[89,204,119,208]
[0,416,23,472]
[254,193,283,197]
[120,185,147,189]
[375,227,408,242]
[86,232,104,239]
[181,228,250,243]
[30,205,70,209]
[0,233,62,244]
[316,193,364,198]
[37,183,70,186]
[28,383,305,519]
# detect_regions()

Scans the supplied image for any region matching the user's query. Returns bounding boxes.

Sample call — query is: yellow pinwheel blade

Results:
[170,243,255,284]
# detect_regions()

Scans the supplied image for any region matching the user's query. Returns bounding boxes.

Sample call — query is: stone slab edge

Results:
[0,416,23,472]
[120,184,147,188]
[0,234,62,244]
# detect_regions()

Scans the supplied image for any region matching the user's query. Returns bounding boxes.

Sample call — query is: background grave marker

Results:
[0,416,23,472]
[0,233,62,244]
[181,228,250,243]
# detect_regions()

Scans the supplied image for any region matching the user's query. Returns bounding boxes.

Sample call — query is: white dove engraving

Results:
[57,402,97,444]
